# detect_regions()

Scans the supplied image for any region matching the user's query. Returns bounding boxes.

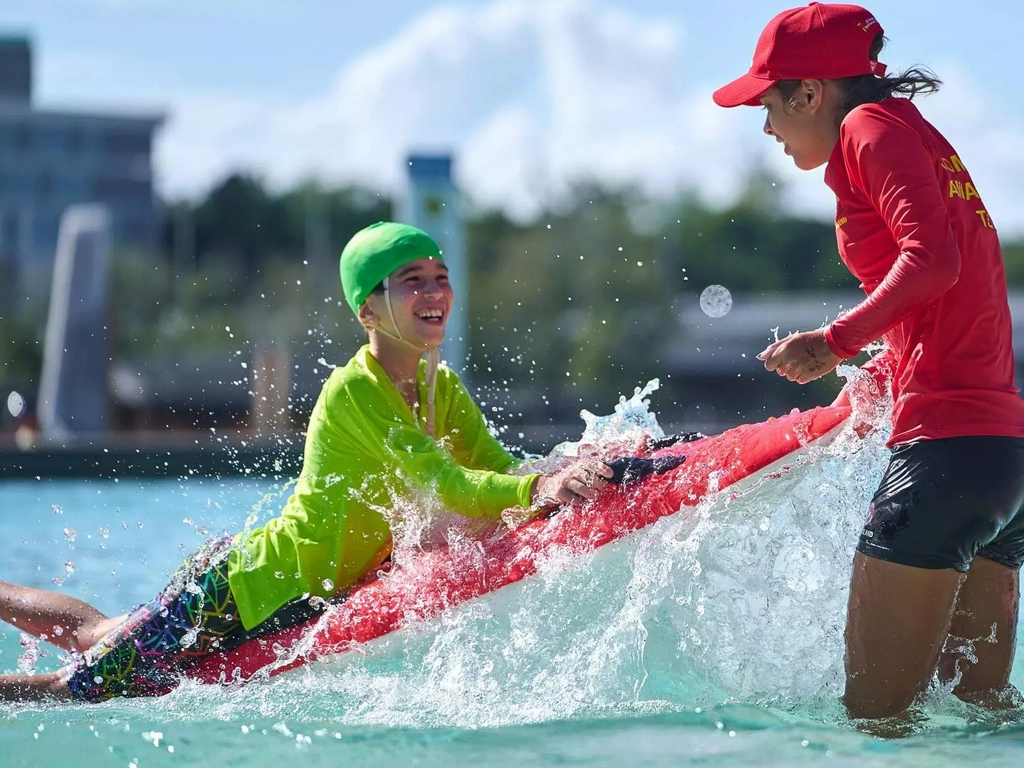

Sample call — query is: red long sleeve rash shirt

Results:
[823,98,1024,446]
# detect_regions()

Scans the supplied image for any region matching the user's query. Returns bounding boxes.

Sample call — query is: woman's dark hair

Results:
[777,34,941,120]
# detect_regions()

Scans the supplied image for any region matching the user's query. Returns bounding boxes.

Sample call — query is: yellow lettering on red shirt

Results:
[964,182,980,201]
[949,180,964,199]
[950,154,967,173]
[975,209,996,229]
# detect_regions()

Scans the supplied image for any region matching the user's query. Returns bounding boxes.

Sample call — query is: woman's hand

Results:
[531,458,613,508]
[758,329,842,384]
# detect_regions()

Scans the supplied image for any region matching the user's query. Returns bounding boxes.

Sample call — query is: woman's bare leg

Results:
[938,555,1022,708]
[844,552,964,720]
[0,581,124,653]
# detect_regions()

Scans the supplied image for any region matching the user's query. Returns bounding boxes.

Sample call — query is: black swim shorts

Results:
[857,436,1024,572]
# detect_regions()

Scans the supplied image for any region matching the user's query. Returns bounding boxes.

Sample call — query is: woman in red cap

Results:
[715,4,1024,721]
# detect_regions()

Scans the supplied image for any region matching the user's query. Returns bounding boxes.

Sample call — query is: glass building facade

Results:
[0,35,164,296]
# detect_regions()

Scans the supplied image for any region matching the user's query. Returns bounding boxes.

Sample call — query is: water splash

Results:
[51,560,76,586]
[17,633,40,675]
[525,379,667,476]
[132,380,891,730]
[578,378,665,443]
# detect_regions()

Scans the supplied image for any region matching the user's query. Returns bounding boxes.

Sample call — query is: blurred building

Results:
[0,35,164,298]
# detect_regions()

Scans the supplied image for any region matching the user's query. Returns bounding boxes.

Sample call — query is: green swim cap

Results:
[339,222,444,316]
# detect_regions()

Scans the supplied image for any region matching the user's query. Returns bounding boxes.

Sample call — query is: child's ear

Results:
[357,301,377,329]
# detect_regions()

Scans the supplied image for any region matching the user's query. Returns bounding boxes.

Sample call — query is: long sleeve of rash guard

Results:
[824,111,962,359]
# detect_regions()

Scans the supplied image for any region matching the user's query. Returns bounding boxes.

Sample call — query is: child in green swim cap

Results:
[339,221,449,438]
[0,221,628,704]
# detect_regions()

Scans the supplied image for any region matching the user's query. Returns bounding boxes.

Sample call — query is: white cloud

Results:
[156,94,280,196]
[152,0,1024,234]
[155,0,707,214]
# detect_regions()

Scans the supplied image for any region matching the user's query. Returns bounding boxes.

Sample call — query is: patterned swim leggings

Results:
[66,537,320,702]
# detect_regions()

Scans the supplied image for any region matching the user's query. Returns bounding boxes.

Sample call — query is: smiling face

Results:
[759,80,842,171]
[360,257,453,349]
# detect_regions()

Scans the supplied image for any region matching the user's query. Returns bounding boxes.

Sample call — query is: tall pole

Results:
[399,154,468,376]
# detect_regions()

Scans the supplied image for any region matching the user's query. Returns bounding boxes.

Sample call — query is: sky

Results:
[5,0,1024,232]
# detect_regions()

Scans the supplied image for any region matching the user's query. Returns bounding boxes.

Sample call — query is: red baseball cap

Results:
[713,3,886,108]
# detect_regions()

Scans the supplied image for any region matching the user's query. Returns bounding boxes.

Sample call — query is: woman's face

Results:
[759,81,840,171]
[365,258,453,348]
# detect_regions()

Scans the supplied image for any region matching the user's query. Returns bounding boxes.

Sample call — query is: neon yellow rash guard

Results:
[227,345,540,630]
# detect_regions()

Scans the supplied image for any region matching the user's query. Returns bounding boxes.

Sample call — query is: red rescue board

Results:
[187,404,850,687]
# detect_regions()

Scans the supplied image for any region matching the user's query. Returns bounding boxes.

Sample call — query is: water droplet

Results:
[6,391,25,418]
[322,579,334,591]
[700,285,733,318]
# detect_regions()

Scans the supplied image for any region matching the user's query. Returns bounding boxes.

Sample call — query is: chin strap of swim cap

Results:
[424,345,439,440]
[371,277,440,440]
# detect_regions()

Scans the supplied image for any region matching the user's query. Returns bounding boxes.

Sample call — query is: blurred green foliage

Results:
[0,291,46,395]
[4,170,1024,424]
